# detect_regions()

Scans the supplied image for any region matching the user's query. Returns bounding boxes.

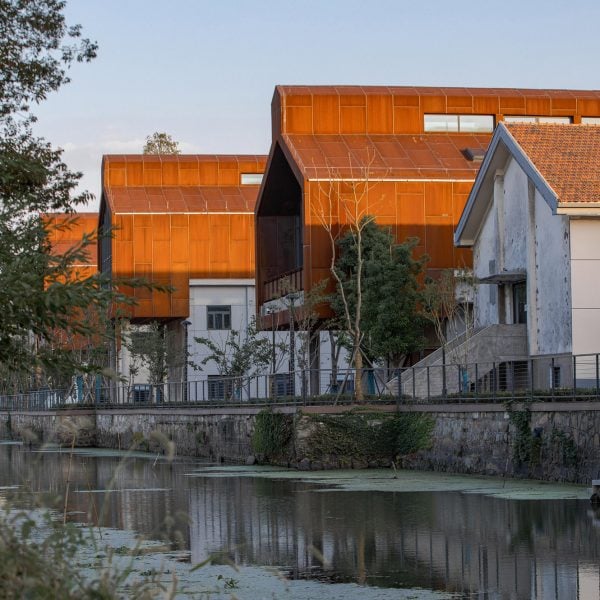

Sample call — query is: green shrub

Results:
[251,410,294,458]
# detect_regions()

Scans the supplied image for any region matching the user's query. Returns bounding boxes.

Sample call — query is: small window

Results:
[504,115,572,124]
[550,366,561,389]
[240,173,263,185]
[424,114,459,132]
[457,115,494,133]
[424,114,494,133]
[207,375,234,400]
[207,305,231,330]
[581,117,600,125]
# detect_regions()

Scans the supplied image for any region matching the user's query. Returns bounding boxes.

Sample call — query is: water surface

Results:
[0,442,598,599]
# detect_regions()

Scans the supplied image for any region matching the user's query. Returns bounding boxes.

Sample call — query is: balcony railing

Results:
[263,267,303,303]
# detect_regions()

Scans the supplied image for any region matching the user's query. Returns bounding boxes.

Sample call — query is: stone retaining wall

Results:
[1,402,599,483]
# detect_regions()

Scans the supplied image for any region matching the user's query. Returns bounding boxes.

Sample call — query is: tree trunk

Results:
[355,346,364,403]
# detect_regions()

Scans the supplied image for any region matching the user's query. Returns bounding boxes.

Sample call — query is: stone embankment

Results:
[1,401,599,484]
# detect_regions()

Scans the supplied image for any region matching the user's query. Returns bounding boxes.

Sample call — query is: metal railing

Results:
[2,353,600,411]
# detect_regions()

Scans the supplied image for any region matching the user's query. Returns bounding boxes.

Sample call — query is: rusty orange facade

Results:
[256,86,600,323]
[44,212,99,280]
[99,155,266,321]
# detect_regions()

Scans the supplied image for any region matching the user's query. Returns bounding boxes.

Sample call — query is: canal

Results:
[0,441,598,599]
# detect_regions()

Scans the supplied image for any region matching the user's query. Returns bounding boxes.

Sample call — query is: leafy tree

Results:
[192,320,273,399]
[331,218,427,368]
[0,2,150,385]
[125,321,187,386]
[143,132,180,155]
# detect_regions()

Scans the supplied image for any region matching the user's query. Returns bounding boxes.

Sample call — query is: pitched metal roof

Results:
[101,155,267,214]
[280,133,489,180]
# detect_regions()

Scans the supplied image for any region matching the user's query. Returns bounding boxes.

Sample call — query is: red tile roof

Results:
[505,123,600,205]
[281,133,489,179]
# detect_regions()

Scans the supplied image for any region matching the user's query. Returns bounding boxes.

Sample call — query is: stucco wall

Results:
[471,157,572,357]
[532,189,571,355]
[570,219,600,356]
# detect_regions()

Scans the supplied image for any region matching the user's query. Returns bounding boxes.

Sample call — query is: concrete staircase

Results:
[387,324,528,399]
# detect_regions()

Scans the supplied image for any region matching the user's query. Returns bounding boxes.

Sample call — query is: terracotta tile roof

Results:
[281,133,489,179]
[505,123,600,205]
[105,185,259,213]
[102,154,266,214]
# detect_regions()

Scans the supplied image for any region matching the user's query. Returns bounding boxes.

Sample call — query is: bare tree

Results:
[311,154,384,402]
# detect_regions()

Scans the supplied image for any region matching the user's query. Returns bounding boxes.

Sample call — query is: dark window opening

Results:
[207,306,231,330]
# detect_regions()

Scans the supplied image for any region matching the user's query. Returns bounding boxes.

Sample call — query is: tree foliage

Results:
[143,132,180,155]
[331,218,427,365]
[0,1,144,384]
[192,320,273,380]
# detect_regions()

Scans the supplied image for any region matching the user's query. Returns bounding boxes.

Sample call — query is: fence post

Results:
[573,354,577,399]
[529,358,534,401]
[551,357,555,399]
[412,367,416,401]
[426,366,430,402]
[396,369,402,410]
[596,354,600,400]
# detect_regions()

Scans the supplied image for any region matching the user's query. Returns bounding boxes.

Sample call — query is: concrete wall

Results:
[472,157,572,357]
[2,403,600,483]
[570,219,600,356]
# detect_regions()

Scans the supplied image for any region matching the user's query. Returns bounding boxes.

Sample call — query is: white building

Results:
[455,122,600,386]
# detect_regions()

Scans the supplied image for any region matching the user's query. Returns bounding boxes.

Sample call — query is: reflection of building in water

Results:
[188,476,600,600]
[2,444,600,599]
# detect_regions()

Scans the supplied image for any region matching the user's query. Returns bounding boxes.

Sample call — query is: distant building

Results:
[255,85,600,374]
[455,122,600,386]
[98,154,268,392]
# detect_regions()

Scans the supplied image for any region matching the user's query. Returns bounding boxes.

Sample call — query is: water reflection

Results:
[0,443,599,599]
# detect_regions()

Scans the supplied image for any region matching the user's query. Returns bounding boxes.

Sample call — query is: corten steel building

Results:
[98,154,267,391]
[45,212,99,280]
[255,85,600,341]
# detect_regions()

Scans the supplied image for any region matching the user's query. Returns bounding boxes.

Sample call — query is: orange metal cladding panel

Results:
[171,227,190,263]
[473,96,500,114]
[393,106,421,134]
[425,215,455,268]
[126,161,144,186]
[143,160,163,186]
[209,215,230,275]
[114,214,133,242]
[424,183,453,218]
[286,106,313,134]
[420,95,446,113]
[525,96,552,115]
[313,94,340,134]
[162,161,179,185]
[368,181,396,218]
[578,98,600,116]
[366,94,393,133]
[340,105,366,134]
[446,95,474,113]
[499,94,526,114]
[396,191,426,245]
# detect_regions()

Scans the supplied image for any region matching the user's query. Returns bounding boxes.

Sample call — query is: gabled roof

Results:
[101,155,267,214]
[455,124,600,246]
[280,133,489,180]
[505,123,600,206]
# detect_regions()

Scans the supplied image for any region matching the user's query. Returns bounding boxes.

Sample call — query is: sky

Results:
[31,0,600,207]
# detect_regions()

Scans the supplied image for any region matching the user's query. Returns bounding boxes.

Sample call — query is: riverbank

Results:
[1,400,599,483]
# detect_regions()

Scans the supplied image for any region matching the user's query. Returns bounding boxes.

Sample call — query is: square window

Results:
[207,305,231,330]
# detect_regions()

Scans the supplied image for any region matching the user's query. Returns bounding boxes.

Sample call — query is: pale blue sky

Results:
[32,0,600,205]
